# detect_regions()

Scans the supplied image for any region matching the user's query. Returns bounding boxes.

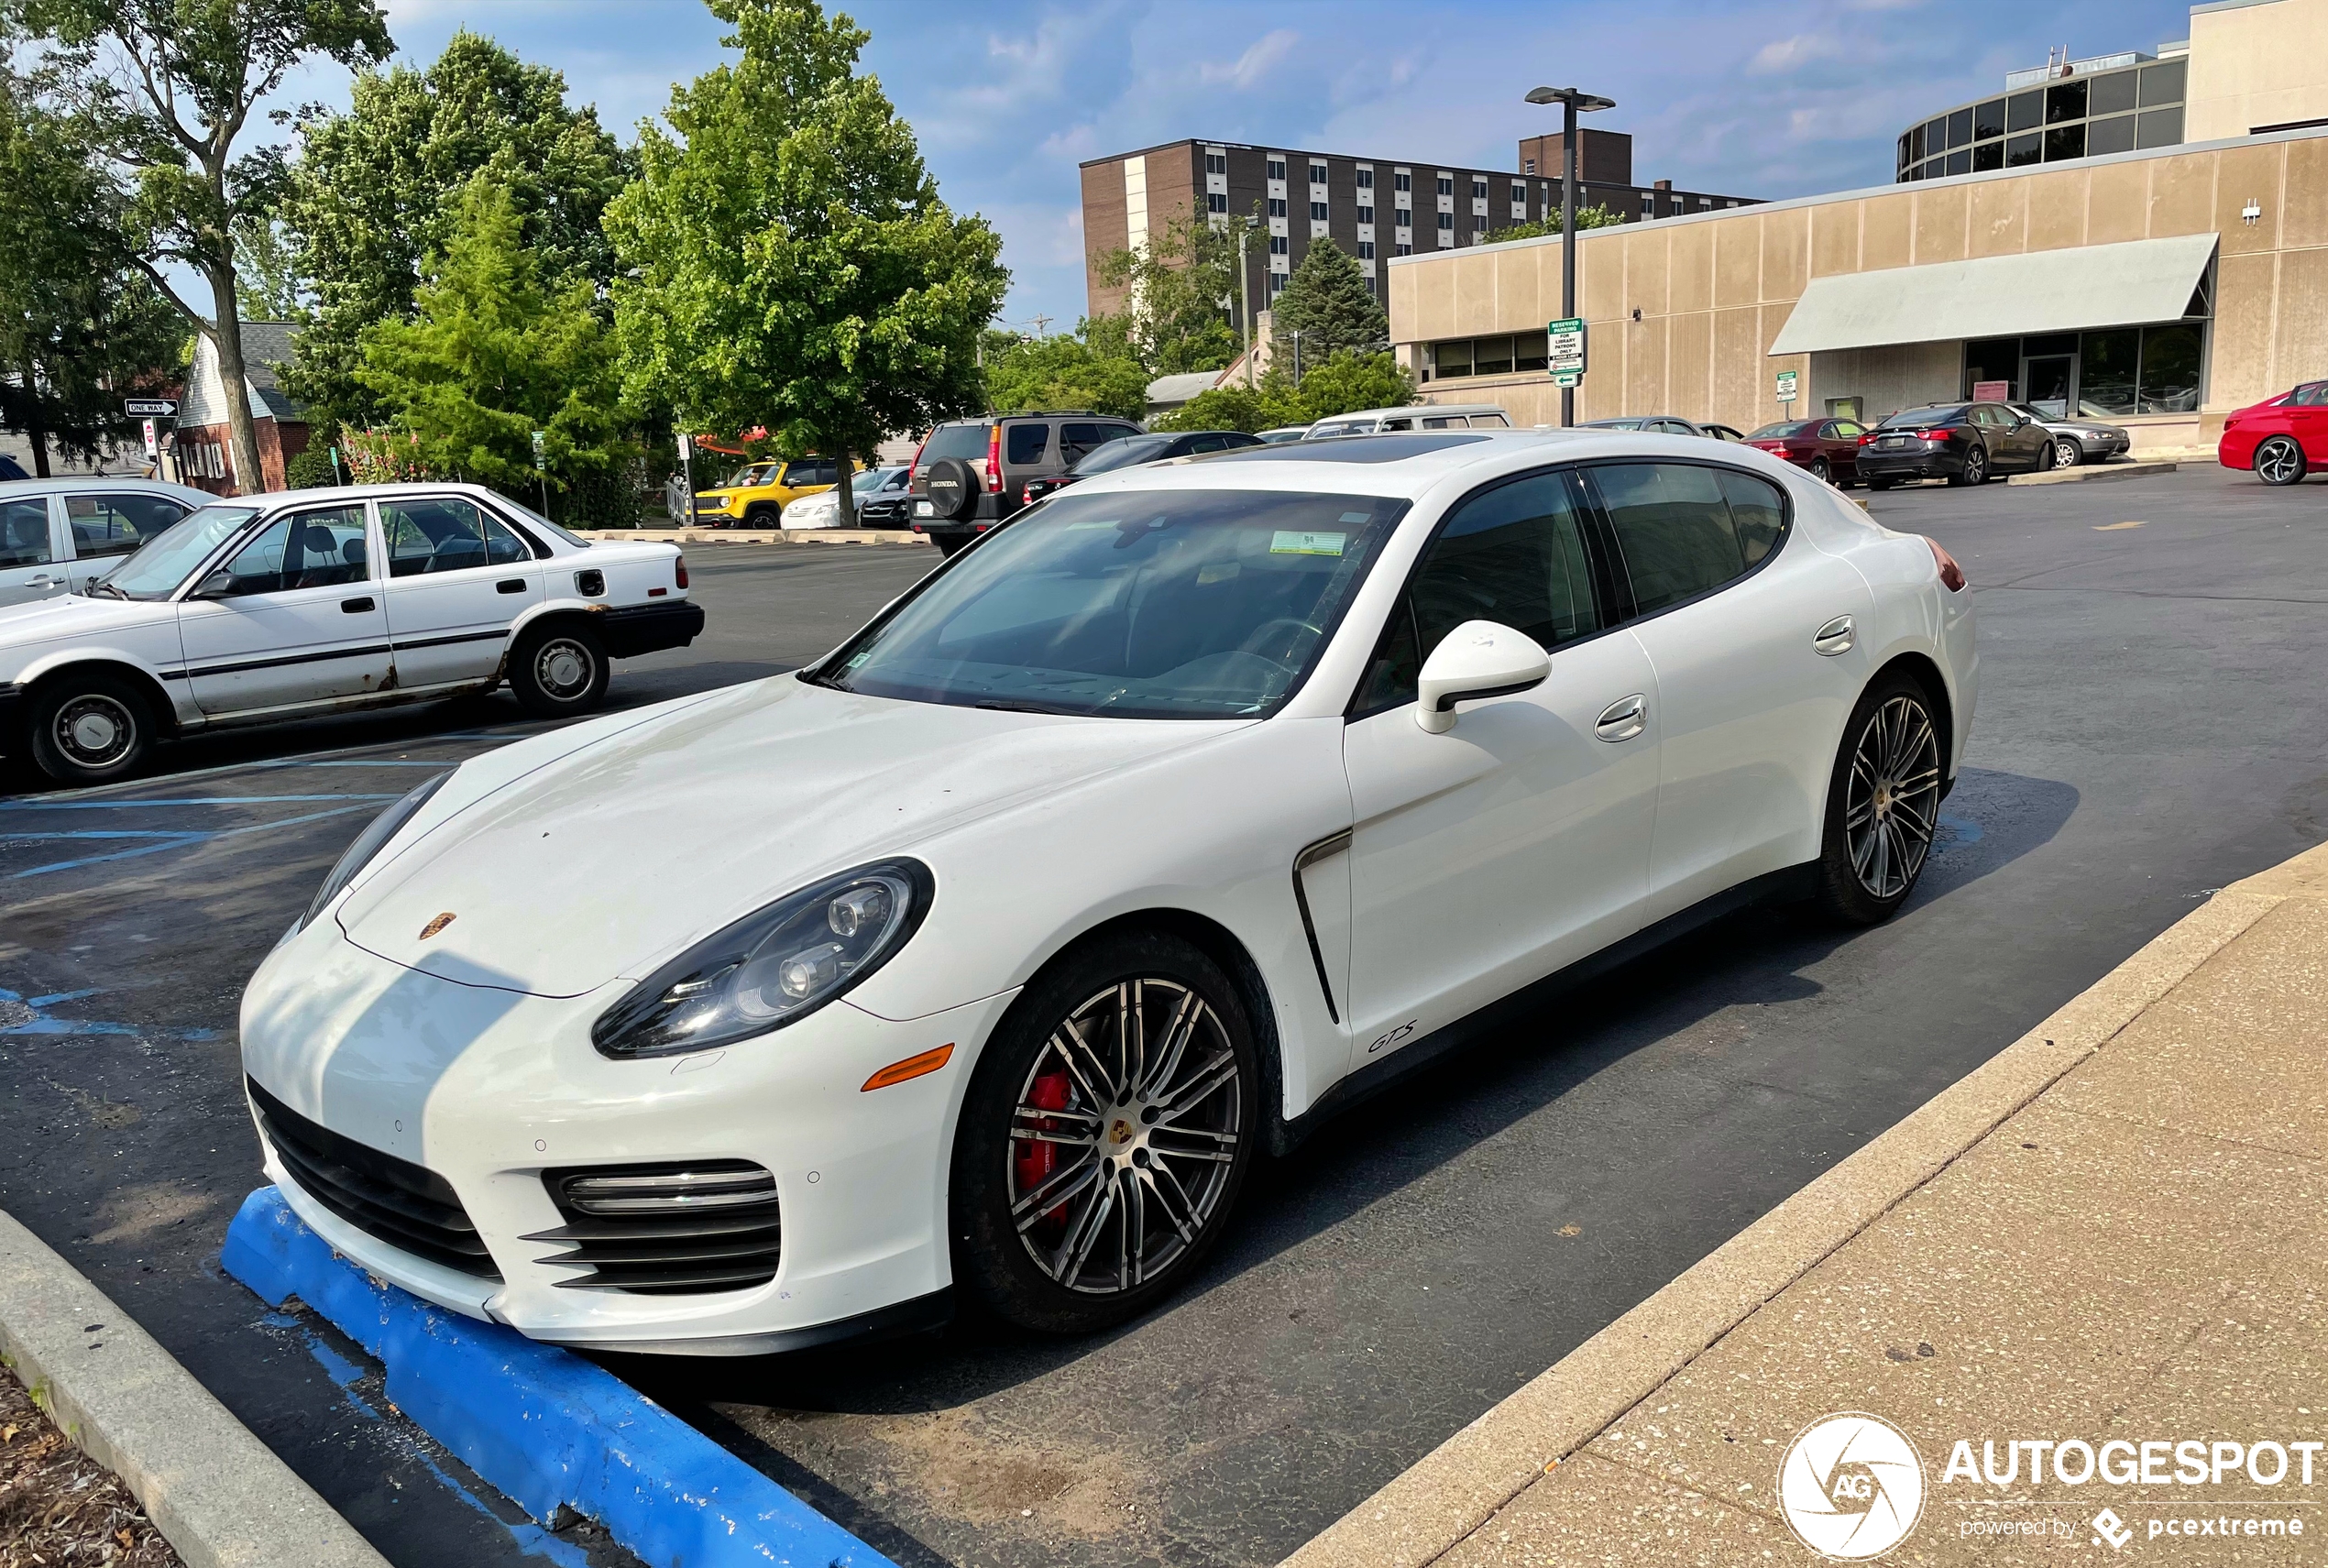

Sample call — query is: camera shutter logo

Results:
[1777,1412,1926,1560]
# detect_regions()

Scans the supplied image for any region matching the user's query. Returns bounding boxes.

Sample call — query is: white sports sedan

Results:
[239,431,1975,1353]
[0,482,700,784]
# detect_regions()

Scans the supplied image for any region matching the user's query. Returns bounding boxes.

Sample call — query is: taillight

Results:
[674,554,688,589]
[1923,429,1952,444]
[1022,484,1037,505]
[1925,537,1966,593]
[908,431,931,475]
[1858,432,1877,445]
[986,423,1003,492]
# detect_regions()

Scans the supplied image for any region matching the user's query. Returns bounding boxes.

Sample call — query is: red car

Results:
[1744,417,1871,487]
[2219,380,2328,485]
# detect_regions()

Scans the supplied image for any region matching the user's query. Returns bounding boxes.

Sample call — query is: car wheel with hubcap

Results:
[27,672,153,786]
[1947,443,1988,486]
[950,930,1257,1333]
[2255,435,2307,487]
[1809,457,1831,485]
[1815,674,1943,926]
[509,622,609,717]
[2053,436,2081,468]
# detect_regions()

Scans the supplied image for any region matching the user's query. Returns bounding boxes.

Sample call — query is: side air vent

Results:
[523,1161,781,1294]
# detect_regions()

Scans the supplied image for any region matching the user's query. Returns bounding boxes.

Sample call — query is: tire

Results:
[508,621,609,718]
[2053,436,2081,468]
[27,671,154,786]
[950,929,1259,1334]
[925,458,980,521]
[1946,443,1989,487]
[2255,435,2307,487]
[743,503,780,529]
[1865,477,1894,492]
[932,534,968,558]
[1809,458,1831,485]
[2034,438,2057,472]
[1814,674,1943,926]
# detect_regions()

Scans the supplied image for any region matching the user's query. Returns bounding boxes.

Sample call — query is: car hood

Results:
[335,675,1248,998]
[0,592,171,648]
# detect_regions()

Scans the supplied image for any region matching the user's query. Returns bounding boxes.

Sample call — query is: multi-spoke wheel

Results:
[951,931,1257,1332]
[1815,676,1943,925]
[2255,435,2307,487]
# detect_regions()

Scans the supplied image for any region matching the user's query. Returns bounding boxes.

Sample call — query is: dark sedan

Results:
[1745,418,1871,486]
[1019,429,1263,504]
[1857,400,2055,488]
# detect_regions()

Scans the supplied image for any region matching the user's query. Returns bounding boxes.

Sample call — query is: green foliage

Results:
[1269,237,1387,364]
[234,215,305,321]
[1152,351,1413,433]
[1482,203,1626,244]
[357,176,627,515]
[283,445,338,488]
[606,0,1008,524]
[982,327,1148,421]
[0,66,183,472]
[280,30,632,433]
[1091,209,1241,374]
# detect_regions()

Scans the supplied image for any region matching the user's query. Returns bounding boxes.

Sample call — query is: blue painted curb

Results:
[222,1186,894,1568]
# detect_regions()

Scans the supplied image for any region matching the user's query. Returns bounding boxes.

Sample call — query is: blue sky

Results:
[283,0,2197,330]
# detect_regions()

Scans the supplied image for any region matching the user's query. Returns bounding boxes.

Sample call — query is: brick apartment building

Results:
[1080,128,1759,321]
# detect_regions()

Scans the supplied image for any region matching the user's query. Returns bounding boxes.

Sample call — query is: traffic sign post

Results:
[142,419,158,459]
[1553,370,1583,389]
[531,430,550,515]
[1548,316,1587,375]
[124,397,178,418]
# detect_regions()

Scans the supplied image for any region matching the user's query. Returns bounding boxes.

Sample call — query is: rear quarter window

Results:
[920,425,989,462]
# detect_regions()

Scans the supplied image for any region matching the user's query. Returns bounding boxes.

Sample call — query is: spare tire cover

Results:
[925,457,977,520]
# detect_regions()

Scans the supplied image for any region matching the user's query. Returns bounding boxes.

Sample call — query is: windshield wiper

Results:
[973,698,1075,716]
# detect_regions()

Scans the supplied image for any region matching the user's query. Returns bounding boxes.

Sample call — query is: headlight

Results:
[300,771,453,932]
[590,859,933,1059]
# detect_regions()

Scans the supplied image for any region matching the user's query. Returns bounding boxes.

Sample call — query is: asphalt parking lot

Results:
[4,465,2325,1568]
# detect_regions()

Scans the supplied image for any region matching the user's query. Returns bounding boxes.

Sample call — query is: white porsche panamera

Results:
[239,430,1975,1353]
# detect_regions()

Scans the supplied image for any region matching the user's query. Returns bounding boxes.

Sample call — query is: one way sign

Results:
[124,397,179,417]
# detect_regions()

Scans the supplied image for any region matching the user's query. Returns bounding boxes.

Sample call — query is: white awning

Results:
[1768,234,2218,356]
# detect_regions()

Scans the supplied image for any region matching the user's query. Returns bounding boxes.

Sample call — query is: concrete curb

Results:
[2005,458,2179,486]
[0,1205,390,1568]
[1281,840,2328,1568]
[580,528,931,547]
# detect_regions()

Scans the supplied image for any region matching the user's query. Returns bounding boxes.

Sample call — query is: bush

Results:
[283,447,339,488]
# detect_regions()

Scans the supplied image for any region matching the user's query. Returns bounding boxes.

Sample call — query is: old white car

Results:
[0,477,214,608]
[0,482,701,784]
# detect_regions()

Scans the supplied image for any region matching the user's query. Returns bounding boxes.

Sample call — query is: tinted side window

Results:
[69,494,190,559]
[1356,470,1602,714]
[1717,471,1787,566]
[0,499,54,566]
[1006,424,1052,464]
[1591,463,1757,616]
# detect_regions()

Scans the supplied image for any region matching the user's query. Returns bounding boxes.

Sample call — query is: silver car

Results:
[2009,402,2132,467]
[0,477,212,609]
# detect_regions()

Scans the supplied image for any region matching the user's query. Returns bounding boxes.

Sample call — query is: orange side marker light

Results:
[862,1043,955,1091]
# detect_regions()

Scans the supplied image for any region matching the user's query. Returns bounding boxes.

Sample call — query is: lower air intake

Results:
[524,1160,781,1294]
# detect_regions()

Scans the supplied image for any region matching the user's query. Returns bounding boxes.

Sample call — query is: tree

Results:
[357,176,626,515]
[233,214,304,320]
[1269,237,1387,367]
[1483,203,1626,244]
[606,0,1007,526]
[983,327,1147,422]
[1290,350,1414,419]
[0,65,182,475]
[1152,350,1412,434]
[279,30,633,433]
[1090,209,1240,375]
[23,0,394,493]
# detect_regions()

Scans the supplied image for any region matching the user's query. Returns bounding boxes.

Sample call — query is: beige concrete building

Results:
[2187,0,2328,139]
[1388,119,2328,450]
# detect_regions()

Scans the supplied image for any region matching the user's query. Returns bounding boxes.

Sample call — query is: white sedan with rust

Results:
[0,482,700,784]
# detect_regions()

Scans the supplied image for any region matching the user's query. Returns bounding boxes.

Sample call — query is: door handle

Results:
[342,597,375,614]
[496,578,527,594]
[1813,614,1856,656]
[27,574,60,588]
[1594,694,1648,742]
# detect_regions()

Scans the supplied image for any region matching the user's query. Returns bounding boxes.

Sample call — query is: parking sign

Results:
[1548,316,1587,376]
[1776,369,1799,404]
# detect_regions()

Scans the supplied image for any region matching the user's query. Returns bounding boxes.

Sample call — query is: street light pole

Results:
[1237,219,1256,388]
[1526,86,1617,429]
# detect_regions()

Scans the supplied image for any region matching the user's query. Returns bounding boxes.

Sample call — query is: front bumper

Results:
[239,927,1017,1352]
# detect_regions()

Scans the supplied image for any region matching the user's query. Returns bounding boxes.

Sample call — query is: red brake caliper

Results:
[1016,1070,1072,1226]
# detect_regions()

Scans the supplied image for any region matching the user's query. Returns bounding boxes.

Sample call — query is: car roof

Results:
[0,476,211,501]
[1311,404,1507,423]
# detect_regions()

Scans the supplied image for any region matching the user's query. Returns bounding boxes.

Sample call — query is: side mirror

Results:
[192,570,236,599]
[1416,620,1551,733]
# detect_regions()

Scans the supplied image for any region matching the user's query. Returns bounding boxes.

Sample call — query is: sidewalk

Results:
[1290,840,2328,1565]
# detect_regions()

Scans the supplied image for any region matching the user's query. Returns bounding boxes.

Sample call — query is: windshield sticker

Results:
[1338,511,1373,523]
[1197,561,1239,585]
[1271,531,1347,556]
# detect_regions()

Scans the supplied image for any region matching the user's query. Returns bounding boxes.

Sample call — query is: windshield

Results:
[1308,420,1373,439]
[721,463,776,488]
[1748,422,1819,439]
[814,488,1407,719]
[1879,406,1965,429]
[93,503,259,599]
[1072,435,1174,476]
[919,424,990,463]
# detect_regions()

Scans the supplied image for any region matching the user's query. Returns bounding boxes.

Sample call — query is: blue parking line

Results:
[8,804,378,877]
[224,1188,896,1568]
[0,795,402,811]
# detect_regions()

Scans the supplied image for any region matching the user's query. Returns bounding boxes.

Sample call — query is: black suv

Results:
[909,412,1143,554]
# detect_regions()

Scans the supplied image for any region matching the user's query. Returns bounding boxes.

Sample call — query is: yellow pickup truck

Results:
[689,456,862,527]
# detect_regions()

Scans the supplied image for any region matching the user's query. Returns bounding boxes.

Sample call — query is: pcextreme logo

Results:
[1778,1412,1927,1561]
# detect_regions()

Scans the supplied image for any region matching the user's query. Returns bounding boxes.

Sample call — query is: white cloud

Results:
[1200,28,1299,90]
[1749,33,1843,74]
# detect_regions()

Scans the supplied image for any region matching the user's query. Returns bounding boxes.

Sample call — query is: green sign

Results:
[1547,316,1587,375]
[1775,369,1799,404]
[531,430,547,471]
[1553,369,1583,389]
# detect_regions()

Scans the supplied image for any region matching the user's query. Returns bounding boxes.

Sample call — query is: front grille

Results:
[247,1079,500,1279]
[524,1161,781,1295]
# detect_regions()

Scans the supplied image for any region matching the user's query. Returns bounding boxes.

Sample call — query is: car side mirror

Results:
[1416,620,1551,733]
[192,569,237,599]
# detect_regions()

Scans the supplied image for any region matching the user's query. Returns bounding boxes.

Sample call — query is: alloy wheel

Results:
[1810,458,1831,484]
[533,638,598,701]
[51,693,137,770]
[1964,445,1987,484]
[2257,437,2305,486]
[2054,437,2081,468]
[1007,978,1243,1296]
[1844,695,1940,903]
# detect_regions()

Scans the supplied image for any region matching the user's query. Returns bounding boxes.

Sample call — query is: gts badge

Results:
[1368,1019,1418,1055]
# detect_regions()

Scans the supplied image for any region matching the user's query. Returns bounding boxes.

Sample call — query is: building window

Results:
[1471,177,1488,200]
[1266,157,1287,181]
[1356,168,1374,189]
[1436,174,1454,196]
[1268,197,1287,217]
[1205,151,1226,175]
[1510,181,1525,204]
[1308,161,1327,184]
[2046,80,2088,124]
[1269,272,1288,294]
[2044,122,2085,161]
[1356,203,1374,224]
[1310,201,1328,220]
[1424,331,1552,380]
[1395,205,1411,227]
[1396,242,1414,256]
[1208,192,1227,214]
[1395,170,1412,192]
[1437,212,1453,230]
[1473,214,1487,232]
[1268,234,1288,255]
[2005,132,2041,167]
[1357,240,1375,259]
[1523,158,1536,175]
[1642,192,1655,214]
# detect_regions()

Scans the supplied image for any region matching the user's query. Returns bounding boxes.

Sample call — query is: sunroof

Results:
[1198,433,1489,464]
